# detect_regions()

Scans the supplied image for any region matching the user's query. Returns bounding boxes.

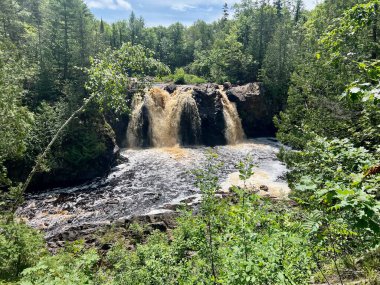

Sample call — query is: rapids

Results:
[17,138,289,242]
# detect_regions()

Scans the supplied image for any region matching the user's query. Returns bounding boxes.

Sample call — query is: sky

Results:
[85,0,319,26]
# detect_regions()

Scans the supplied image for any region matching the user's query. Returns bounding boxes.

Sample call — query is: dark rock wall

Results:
[227,83,276,137]
[193,85,227,146]
[179,100,201,146]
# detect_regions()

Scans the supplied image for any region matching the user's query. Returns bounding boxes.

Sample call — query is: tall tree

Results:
[222,2,230,22]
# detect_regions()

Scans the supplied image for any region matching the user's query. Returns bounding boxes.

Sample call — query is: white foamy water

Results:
[17,138,289,241]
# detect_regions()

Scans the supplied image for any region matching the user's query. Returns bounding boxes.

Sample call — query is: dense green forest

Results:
[0,0,380,284]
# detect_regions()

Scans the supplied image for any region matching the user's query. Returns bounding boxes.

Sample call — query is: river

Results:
[17,138,289,243]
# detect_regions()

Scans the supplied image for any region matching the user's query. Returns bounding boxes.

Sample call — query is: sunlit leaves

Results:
[290,137,380,235]
[85,43,170,114]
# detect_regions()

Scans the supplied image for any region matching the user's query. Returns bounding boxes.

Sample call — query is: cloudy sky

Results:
[85,0,319,26]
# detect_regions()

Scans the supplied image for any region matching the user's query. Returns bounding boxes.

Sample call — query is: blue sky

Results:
[85,0,319,26]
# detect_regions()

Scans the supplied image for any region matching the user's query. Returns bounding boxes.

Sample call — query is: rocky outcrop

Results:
[227,83,276,137]
[124,83,274,148]
[179,97,201,146]
[191,82,276,139]
[28,115,119,192]
[192,84,227,146]
[164,84,177,94]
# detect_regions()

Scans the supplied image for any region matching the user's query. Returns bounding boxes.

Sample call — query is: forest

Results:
[0,0,379,284]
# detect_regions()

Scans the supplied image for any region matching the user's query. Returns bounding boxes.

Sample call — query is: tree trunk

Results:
[63,0,69,79]
[372,3,378,59]
[20,94,95,196]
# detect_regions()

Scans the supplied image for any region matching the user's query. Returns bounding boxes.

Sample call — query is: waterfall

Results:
[220,90,245,144]
[127,86,245,148]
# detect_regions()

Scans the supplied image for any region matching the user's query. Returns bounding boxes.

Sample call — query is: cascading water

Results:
[127,86,245,148]
[16,83,289,247]
[220,90,245,144]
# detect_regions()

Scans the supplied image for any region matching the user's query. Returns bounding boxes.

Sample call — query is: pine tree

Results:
[274,0,282,17]
[222,2,229,21]
[294,0,303,23]
[100,18,104,34]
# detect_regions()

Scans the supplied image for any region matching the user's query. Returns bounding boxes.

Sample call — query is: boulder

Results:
[164,84,177,94]
[227,83,276,137]
[223,82,232,90]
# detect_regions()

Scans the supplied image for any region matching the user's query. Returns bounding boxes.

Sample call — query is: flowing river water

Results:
[17,138,289,242]
[17,86,290,244]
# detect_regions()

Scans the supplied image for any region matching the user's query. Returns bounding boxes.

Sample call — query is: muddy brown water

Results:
[17,138,289,242]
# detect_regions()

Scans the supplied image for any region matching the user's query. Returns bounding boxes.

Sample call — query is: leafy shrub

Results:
[173,68,186,84]
[281,136,380,283]
[0,220,46,281]
[159,68,206,85]
[287,137,380,235]
[19,241,99,285]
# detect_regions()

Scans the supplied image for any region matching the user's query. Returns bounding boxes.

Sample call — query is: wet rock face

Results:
[135,105,152,148]
[192,85,227,146]
[227,83,276,137]
[179,100,201,146]
[107,112,129,147]
[111,82,274,149]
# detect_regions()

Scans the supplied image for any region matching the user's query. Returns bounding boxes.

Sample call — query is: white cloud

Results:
[147,0,238,9]
[171,3,196,11]
[86,0,132,10]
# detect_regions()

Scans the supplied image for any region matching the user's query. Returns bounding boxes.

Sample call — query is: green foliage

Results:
[320,1,380,66]
[0,40,34,187]
[191,25,253,84]
[23,101,67,172]
[287,137,380,236]
[173,68,186,85]
[20,241,99,285]
[260,14,297,107]
[276,1,370,149]
[317,1,380,150]
[279,136,380,283]
[85,43,170,114]
[0,219,46,282]
[106,232,182,285]
[160,68,206,85]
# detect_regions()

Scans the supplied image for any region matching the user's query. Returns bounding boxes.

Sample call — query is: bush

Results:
[173,68,186,84]
[287,137,380,236]
[0,220,46,282]
[280,137,380,283]
[19,241,99,285]
[159,68,206,85]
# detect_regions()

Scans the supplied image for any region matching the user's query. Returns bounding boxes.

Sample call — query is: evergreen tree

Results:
[223,2,229,21]
[100,18,105,34]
